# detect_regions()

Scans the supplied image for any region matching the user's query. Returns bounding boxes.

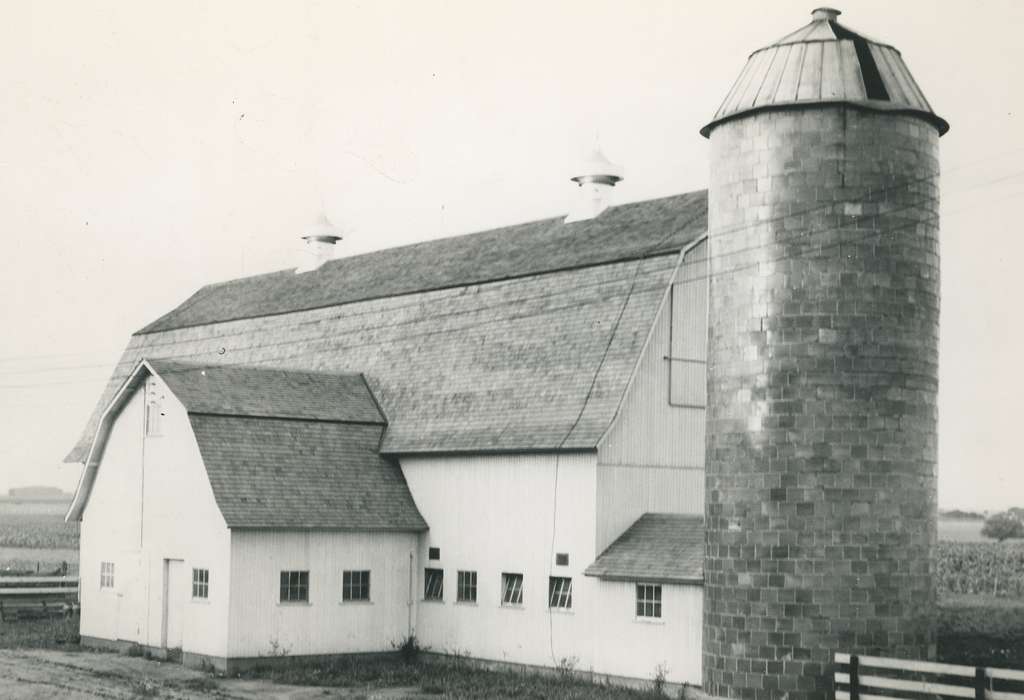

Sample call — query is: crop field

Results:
[0,499,78,574]
[937,541,1024,598]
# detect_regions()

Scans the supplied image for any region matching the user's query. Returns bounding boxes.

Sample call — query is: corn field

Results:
[937,541,1024,598]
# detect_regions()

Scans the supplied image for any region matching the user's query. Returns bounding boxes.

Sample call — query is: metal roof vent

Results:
[700,7,949,137]
[296,214,342,273]
[564,146,625,223]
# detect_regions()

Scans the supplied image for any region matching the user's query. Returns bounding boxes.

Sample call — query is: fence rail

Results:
[835,653,1024,700]
[0,576,79,622]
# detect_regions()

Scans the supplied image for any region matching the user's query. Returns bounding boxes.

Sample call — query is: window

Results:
[548,576,573,609]
[428,547,441,561]
[192,568,209,599]
[100,561,115,589]
[280,571,309,603]
[456,571,477,603]
[636,583,662,619]
[555,553,569,566]
[501,573,523,606]
[424,568,443,601]
[342,570,370,602]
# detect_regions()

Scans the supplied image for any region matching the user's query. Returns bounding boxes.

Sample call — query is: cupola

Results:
[295,214,342,273]
[564,146,625,223]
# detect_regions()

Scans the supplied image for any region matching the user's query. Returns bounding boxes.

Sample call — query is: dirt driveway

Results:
[0,649,426,699]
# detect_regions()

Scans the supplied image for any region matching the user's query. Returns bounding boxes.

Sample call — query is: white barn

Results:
[66,185,711,684]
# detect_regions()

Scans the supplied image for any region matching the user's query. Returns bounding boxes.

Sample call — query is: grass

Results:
[937,593,1024,669]
[0,616,81,650]
[240,655,678,699]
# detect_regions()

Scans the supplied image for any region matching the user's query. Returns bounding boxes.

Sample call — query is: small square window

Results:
[192,568,209,599]
[280,570,309,603]
[424,568,443,601]
[636,583,662,618]
[501,573,523,606]
[548,576,572,609]
[100,561,115,589]
[342,570,370,602]
[456,571,477,603]
[555,553,569,566]
[428,547,441,561]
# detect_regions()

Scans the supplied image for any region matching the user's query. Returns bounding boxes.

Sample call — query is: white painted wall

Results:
[589,580,702,685]
[401,453,598,669]
[78,374,232,658]
[226,530,419,658]
[596,241,708,552]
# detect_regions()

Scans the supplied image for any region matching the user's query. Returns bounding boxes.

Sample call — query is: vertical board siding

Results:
[596,241,708,552]
[595,466,705,554]
[79,377,232,657]
[227,530,417,657]
[400,453,598,670]
[590,581,702,685]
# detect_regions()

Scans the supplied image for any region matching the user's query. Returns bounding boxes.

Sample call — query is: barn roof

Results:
[584,513,704,584]
[67,360,426,531]
[148,360,384,424]
[140,191,707,334]
[191,415,425,531]
[66,191,708,464]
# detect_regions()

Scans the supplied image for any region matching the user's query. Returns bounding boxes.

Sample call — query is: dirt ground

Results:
[0,648,426,699]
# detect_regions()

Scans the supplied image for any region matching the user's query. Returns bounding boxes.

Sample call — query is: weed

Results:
[263,637,291,658]
[125,643,145,658]
[392,633,423,664]
[649,662,669,696]
[556,655,579,679]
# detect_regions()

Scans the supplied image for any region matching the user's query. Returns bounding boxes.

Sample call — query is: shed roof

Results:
[701,8,948,137]
[584,513,704,584]
[67,191,707,463]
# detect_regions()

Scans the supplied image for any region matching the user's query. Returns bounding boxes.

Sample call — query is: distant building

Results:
[8,486,68,500]
[65,7,947,696]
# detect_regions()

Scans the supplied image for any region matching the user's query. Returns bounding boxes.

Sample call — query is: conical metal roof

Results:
[701,7,948,137]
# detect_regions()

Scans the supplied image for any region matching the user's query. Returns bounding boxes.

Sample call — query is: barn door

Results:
[161,559,186,660]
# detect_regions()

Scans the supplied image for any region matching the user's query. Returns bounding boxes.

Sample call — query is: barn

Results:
[65,7,949,695]
[65,178,711,682]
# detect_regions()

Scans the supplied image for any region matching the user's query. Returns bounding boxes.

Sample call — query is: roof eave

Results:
[700,100,949,138]
[582,570,704,586]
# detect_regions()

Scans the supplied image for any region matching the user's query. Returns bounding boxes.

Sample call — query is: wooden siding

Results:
[226,530,418,657]
[79,377,232,657]
[401,453,598,670]
[595,240,708,552]
[590,580,702,684]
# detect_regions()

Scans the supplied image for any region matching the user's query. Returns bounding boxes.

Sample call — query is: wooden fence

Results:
[0,576,78,621]
[835,653,1024,700]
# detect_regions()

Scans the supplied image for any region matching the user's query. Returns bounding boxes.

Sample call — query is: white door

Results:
[162,559,186,653]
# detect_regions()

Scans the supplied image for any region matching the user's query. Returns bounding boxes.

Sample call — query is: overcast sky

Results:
[1,0,1022,511]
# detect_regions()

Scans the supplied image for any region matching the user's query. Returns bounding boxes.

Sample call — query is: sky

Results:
[0,0,1022,511]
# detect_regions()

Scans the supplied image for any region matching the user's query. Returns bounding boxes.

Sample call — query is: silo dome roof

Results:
[700,7,948,137]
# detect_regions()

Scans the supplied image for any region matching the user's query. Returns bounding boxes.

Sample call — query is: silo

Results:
[700,8,948,699]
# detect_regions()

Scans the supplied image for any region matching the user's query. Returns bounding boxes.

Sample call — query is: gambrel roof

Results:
[67,360,427,531]
[66,191,707,464]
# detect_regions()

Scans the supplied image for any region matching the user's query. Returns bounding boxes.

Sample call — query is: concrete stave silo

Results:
[701,8,947,699]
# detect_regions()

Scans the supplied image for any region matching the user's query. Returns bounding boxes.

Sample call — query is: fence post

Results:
[850,655,859,700]
[975,667,986,700]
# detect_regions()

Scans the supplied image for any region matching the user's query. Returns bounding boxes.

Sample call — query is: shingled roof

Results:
[584,513,704,584]
[148,360,384,424]
[67,360,426,530]
[140,191,706,333]
[67,191,708,463]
